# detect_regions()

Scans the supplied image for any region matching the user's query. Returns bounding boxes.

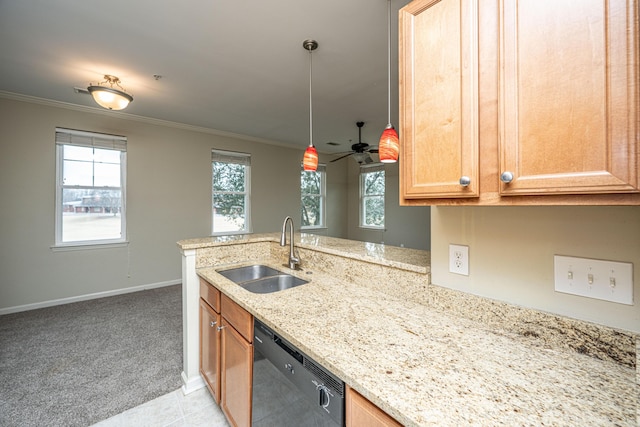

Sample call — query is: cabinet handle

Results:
[500,171,514,183]
[459,176,471,187]
[216,325,226,331]
[210,321,217,328]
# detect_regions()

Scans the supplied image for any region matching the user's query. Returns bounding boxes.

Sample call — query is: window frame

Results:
[54,128,127,248]
[211,149,252,236]
[300,163,326,230]
[359,163,385,229]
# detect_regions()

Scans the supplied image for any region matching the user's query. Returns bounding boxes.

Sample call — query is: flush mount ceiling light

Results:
[87,75,133,110]
[378,0,399,163]
[302,39,319,172]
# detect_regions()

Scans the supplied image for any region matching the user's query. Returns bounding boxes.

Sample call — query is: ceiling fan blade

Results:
[330,152,355,162]
[368,148,379,153]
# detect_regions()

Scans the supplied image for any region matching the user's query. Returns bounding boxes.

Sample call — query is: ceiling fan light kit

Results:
[302,39,319,172]
[378,0,399,163]
[87,74,133,111]
[330,121,379,165]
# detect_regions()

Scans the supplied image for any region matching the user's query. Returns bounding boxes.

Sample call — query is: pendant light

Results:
[87,75,133,110]
[378,0,399,163]
[302,39,319,172]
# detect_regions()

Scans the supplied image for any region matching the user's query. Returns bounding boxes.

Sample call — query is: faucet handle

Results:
[289,255,300,270]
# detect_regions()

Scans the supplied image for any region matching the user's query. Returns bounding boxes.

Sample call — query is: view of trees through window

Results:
[301,167,324,228]
[361,167,385,228]
[212,151,250,234]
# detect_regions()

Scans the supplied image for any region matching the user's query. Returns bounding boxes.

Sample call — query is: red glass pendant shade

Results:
[303,146,318,171]
[378,126,399,163]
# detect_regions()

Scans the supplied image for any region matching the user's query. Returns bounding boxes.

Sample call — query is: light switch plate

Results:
[449,244,469,276]
[554,255,633,305]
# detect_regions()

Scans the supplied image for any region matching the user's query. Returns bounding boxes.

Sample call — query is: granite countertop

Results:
[178,232,430,274]
[184,234,637,426]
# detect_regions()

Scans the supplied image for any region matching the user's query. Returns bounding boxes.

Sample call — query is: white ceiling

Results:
[0,0,411,155]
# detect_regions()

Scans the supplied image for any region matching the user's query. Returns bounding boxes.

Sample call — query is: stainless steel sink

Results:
[217,265,308,294]
[239,274,308,294]
[217,265,281,283]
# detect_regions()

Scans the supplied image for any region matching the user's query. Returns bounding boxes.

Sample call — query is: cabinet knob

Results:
[459,176,471,187]
[500,171,514,183]
[210,321,217,328]
[216,325,226,332]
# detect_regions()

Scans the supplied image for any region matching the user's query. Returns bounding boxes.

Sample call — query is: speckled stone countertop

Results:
[178,232,430,274]
[182,234,638,426]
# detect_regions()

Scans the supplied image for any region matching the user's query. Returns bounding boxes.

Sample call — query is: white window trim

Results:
[359,163,385,230]
[211,149,252,236]
[54,128,127,248]
[301,163,326,230]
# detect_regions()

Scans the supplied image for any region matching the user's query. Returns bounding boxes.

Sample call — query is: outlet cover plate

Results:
[449,244,469,276]
[554,255,633,305]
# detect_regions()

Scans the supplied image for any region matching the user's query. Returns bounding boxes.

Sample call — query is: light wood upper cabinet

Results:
[400,0,480,198]
[499,0,639,196]
[399,0,640,205]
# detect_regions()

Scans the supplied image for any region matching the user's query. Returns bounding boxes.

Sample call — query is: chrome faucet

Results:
[280,216,300,270]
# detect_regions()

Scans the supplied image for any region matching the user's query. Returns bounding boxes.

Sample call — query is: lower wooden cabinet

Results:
[220,317,253,427]
[200,278,253,427]
[346,386,402,427]
[199,298,221,403]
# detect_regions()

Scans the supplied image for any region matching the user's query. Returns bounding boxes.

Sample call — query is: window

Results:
[360,164,385,229]
[301,164,326,229]
[212,150,251,235]
[55,128,127,246]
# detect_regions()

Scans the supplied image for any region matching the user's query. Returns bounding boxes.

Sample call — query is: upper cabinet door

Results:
[400,0,480,198]
[499,0,639,195]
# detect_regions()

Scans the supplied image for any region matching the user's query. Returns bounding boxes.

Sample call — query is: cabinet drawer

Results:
[199,277,220,312]
[221,293,253,343]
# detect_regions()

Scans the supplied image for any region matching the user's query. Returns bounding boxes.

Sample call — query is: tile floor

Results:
[91,387,230,427]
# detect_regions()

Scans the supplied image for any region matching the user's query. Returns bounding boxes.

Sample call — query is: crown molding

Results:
[0,90,297,150]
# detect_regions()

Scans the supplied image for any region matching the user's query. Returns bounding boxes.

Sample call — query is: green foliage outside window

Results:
[301,168,324,228]
[212,154,250,233]
[361,169,385,227]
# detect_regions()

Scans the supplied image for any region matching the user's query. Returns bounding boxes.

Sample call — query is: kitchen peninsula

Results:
[177,234,638,426]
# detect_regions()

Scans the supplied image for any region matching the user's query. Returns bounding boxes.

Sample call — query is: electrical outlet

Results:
[554,255,633,305]
[449,244,469,276]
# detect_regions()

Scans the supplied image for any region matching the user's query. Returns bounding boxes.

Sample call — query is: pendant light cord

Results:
[387,0,392,126]
[309,46,314,148]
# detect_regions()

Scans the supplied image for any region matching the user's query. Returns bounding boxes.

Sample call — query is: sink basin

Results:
[239,274,308,294]
[217,265,308,294]
[217,265,281,283]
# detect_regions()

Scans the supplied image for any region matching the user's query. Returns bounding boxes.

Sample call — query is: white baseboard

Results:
[181,371,206,395]
[0,279,181,316]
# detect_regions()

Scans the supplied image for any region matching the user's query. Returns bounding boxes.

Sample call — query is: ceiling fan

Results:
[330,121,378,165]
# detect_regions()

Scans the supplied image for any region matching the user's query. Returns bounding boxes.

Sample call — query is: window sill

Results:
[51,241,129,252]
[211,231,252,237]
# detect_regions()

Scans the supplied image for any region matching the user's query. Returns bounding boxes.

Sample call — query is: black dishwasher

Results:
[252,319,345,427]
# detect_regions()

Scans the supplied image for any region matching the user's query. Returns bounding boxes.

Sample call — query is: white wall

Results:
[346,160,431,250]
[0,96,346,310]
[431,206,640,333]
